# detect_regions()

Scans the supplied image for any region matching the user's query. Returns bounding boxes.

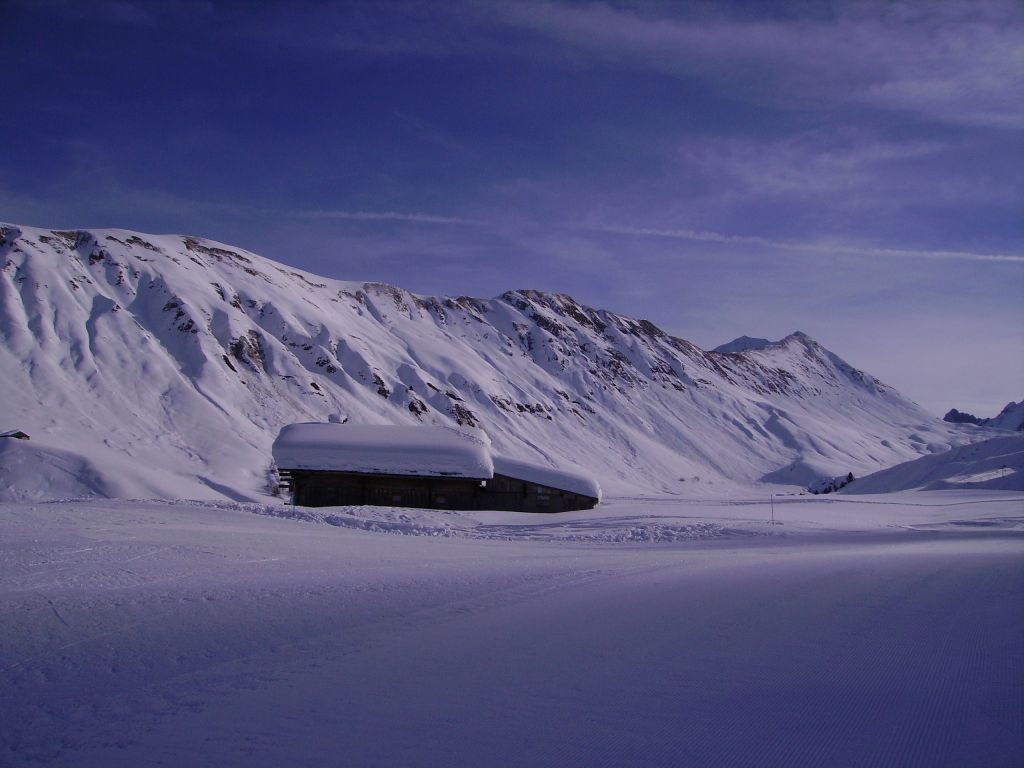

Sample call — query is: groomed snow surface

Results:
[2,491,1022,767]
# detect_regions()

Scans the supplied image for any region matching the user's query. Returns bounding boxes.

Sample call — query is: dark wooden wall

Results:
[281,470,597,513]
[284,472,481,510]
[480,474,597,513]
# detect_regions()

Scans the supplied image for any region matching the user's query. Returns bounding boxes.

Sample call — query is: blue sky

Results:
[4,0,1022,416]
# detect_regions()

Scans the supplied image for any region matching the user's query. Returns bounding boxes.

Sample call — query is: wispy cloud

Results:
[674,133,960,198]
[294,209,484,225]
[592,225,1024,264]
[492,0,1024,129]
[24,2,1023,130]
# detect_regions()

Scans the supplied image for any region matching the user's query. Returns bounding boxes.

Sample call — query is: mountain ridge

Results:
[944,401,1024,432]
[0,222,976,501]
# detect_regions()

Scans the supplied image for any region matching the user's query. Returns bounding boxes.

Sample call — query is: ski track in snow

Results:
[259,504,738,543]
[1,493,1022,767]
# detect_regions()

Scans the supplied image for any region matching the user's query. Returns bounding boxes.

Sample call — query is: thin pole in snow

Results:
[770,493,775,525]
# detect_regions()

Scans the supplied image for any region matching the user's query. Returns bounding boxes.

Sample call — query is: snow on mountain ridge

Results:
[0,223,973,501]
[712,335,772,354]
[944,400,1024,432]
[989,401,1024,431]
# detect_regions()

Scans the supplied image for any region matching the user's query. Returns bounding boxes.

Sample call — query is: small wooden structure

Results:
[0,430,30,440]
[273,423,599,513]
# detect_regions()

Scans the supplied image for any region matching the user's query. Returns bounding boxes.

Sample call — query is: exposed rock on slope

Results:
[944,401,1024,432]
[0,223,973,500]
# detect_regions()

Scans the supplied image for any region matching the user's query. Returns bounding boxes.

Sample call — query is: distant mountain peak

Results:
[713,332,814,355]
[712,336,773,354]
[944,400,1024,432]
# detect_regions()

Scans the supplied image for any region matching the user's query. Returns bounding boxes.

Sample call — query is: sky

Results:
[3,0,1022,417]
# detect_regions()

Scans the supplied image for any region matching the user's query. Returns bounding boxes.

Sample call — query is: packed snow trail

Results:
[1,498,1022,767]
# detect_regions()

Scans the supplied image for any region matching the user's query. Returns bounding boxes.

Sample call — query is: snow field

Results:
[1,493,1022,766]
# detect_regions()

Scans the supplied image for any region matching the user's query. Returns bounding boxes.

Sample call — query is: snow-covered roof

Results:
[272,423,602,499]
[493,456,601,500]
[272,423,493,479]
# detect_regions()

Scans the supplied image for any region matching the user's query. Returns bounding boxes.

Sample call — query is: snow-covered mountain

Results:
[711,336,773,354]
[0,223,974,501]
[944,401,1024,432]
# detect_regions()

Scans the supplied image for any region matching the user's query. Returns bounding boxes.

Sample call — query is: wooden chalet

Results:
[272,423,600,513]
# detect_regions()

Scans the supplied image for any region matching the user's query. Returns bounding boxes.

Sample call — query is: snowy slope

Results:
[986,400,1024,431]
[843,434,1024,493]
[2,495,1022,766]
[0,223,975,501]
